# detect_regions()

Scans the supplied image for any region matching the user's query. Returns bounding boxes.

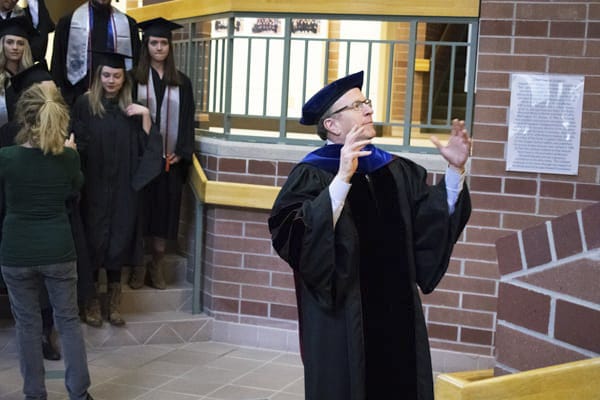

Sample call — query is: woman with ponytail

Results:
[0,82,93,400]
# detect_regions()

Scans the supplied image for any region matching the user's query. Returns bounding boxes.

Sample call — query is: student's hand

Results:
[337,124,372,183]
[125,103,150,117]
[126,104,152,134]
[167,153,181,165]
[64,133,77,150]
[430,119,471,172]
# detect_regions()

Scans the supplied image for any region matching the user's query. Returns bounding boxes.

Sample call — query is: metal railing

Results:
[172,13,478,153]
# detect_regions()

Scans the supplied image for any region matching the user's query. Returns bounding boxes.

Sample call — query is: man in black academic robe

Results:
[269,71,472,400]
[51,0,140,106]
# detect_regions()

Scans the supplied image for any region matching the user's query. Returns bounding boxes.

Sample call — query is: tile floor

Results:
[0,341,304,400]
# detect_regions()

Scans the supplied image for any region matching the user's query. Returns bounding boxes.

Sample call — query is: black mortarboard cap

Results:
[138,17,182,39]
[10,60,52,95]
[92,50,131,69]
[0,16,35,40]
[300,71,364,125]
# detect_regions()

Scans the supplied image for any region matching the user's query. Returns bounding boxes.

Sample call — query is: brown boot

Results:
[147,259,166,290]
[85,297,103,328]
[107,283,125,326]
[128,266,146,289]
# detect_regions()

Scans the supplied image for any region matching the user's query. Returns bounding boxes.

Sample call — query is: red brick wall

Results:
[193,152,299,330]
[441,0,600,358]
[494,202,600,374]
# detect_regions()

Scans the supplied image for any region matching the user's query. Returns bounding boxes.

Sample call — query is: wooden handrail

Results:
[435,357,600,400]
[128,0,479,21]
[190,154,280,210]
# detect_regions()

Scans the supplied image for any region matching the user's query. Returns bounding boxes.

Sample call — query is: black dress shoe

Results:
[85,393,94,400]
[42,335,61,361]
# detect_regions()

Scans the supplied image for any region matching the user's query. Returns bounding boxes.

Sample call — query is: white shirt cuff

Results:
[445,167,465,215]
[329,176,351,227]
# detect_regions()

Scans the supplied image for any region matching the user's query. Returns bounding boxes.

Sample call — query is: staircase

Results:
[0,254,212,353]
[420,24,469,137]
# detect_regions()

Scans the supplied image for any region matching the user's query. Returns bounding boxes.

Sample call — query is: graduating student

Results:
[51,0,140,106]
[269,71,472,400]
[0,0,55,62]
[0,16,34,126]
[129,17,195,290]
[1,60,51,144]
[71,51,161,327]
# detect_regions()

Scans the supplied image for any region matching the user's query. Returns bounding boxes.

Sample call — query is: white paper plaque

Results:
[506,73,584,175]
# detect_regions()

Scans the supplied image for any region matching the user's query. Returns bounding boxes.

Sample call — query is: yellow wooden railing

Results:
[435,357,600,400]
[190,154,280,210]
[188,154,280,313]
[128,0,479,21]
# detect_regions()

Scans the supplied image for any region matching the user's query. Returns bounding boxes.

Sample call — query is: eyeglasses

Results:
[329,98,372,116]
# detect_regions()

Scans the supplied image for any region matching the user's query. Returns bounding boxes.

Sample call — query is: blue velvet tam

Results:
[300,70,364,125]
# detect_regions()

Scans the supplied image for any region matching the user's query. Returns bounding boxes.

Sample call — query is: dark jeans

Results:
[1,262,91,400]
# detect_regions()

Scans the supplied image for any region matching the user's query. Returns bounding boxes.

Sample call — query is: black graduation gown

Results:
[0,122,16,288]
[2,78,16,123]
[24,0,55,62]
[51,5,140,106]
[71,95,162,271]
[268,156,471,400]
[133,69,196,239]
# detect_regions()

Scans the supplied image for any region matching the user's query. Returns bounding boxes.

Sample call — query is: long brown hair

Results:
[133,35,181,86]
[88,65,133,117]
[15,83,70,155]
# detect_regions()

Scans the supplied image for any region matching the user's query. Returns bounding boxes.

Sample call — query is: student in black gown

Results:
[51,0,140,106]
[0,16,34,126]
[129,17,195,290]
[71,51,161,327]
[269,71,472,400]
[0,0,55,62]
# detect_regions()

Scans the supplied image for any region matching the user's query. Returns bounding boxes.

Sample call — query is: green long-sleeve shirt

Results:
[0,145,83,267]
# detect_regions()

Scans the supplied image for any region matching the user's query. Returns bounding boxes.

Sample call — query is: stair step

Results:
[0,312,212,353]
[80,311,212,348]
[0,252,210,350]
[120,284,193,314]
[121,253,191,286]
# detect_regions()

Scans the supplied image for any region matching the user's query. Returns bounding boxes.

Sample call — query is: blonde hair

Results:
[0,35,33,94]
[88,65,133,117]
[15,83,70,155]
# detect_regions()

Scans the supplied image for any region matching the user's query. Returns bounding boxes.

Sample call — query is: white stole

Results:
[137,71,180,157]
[0,73,13,126]
[66,3,132,85]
